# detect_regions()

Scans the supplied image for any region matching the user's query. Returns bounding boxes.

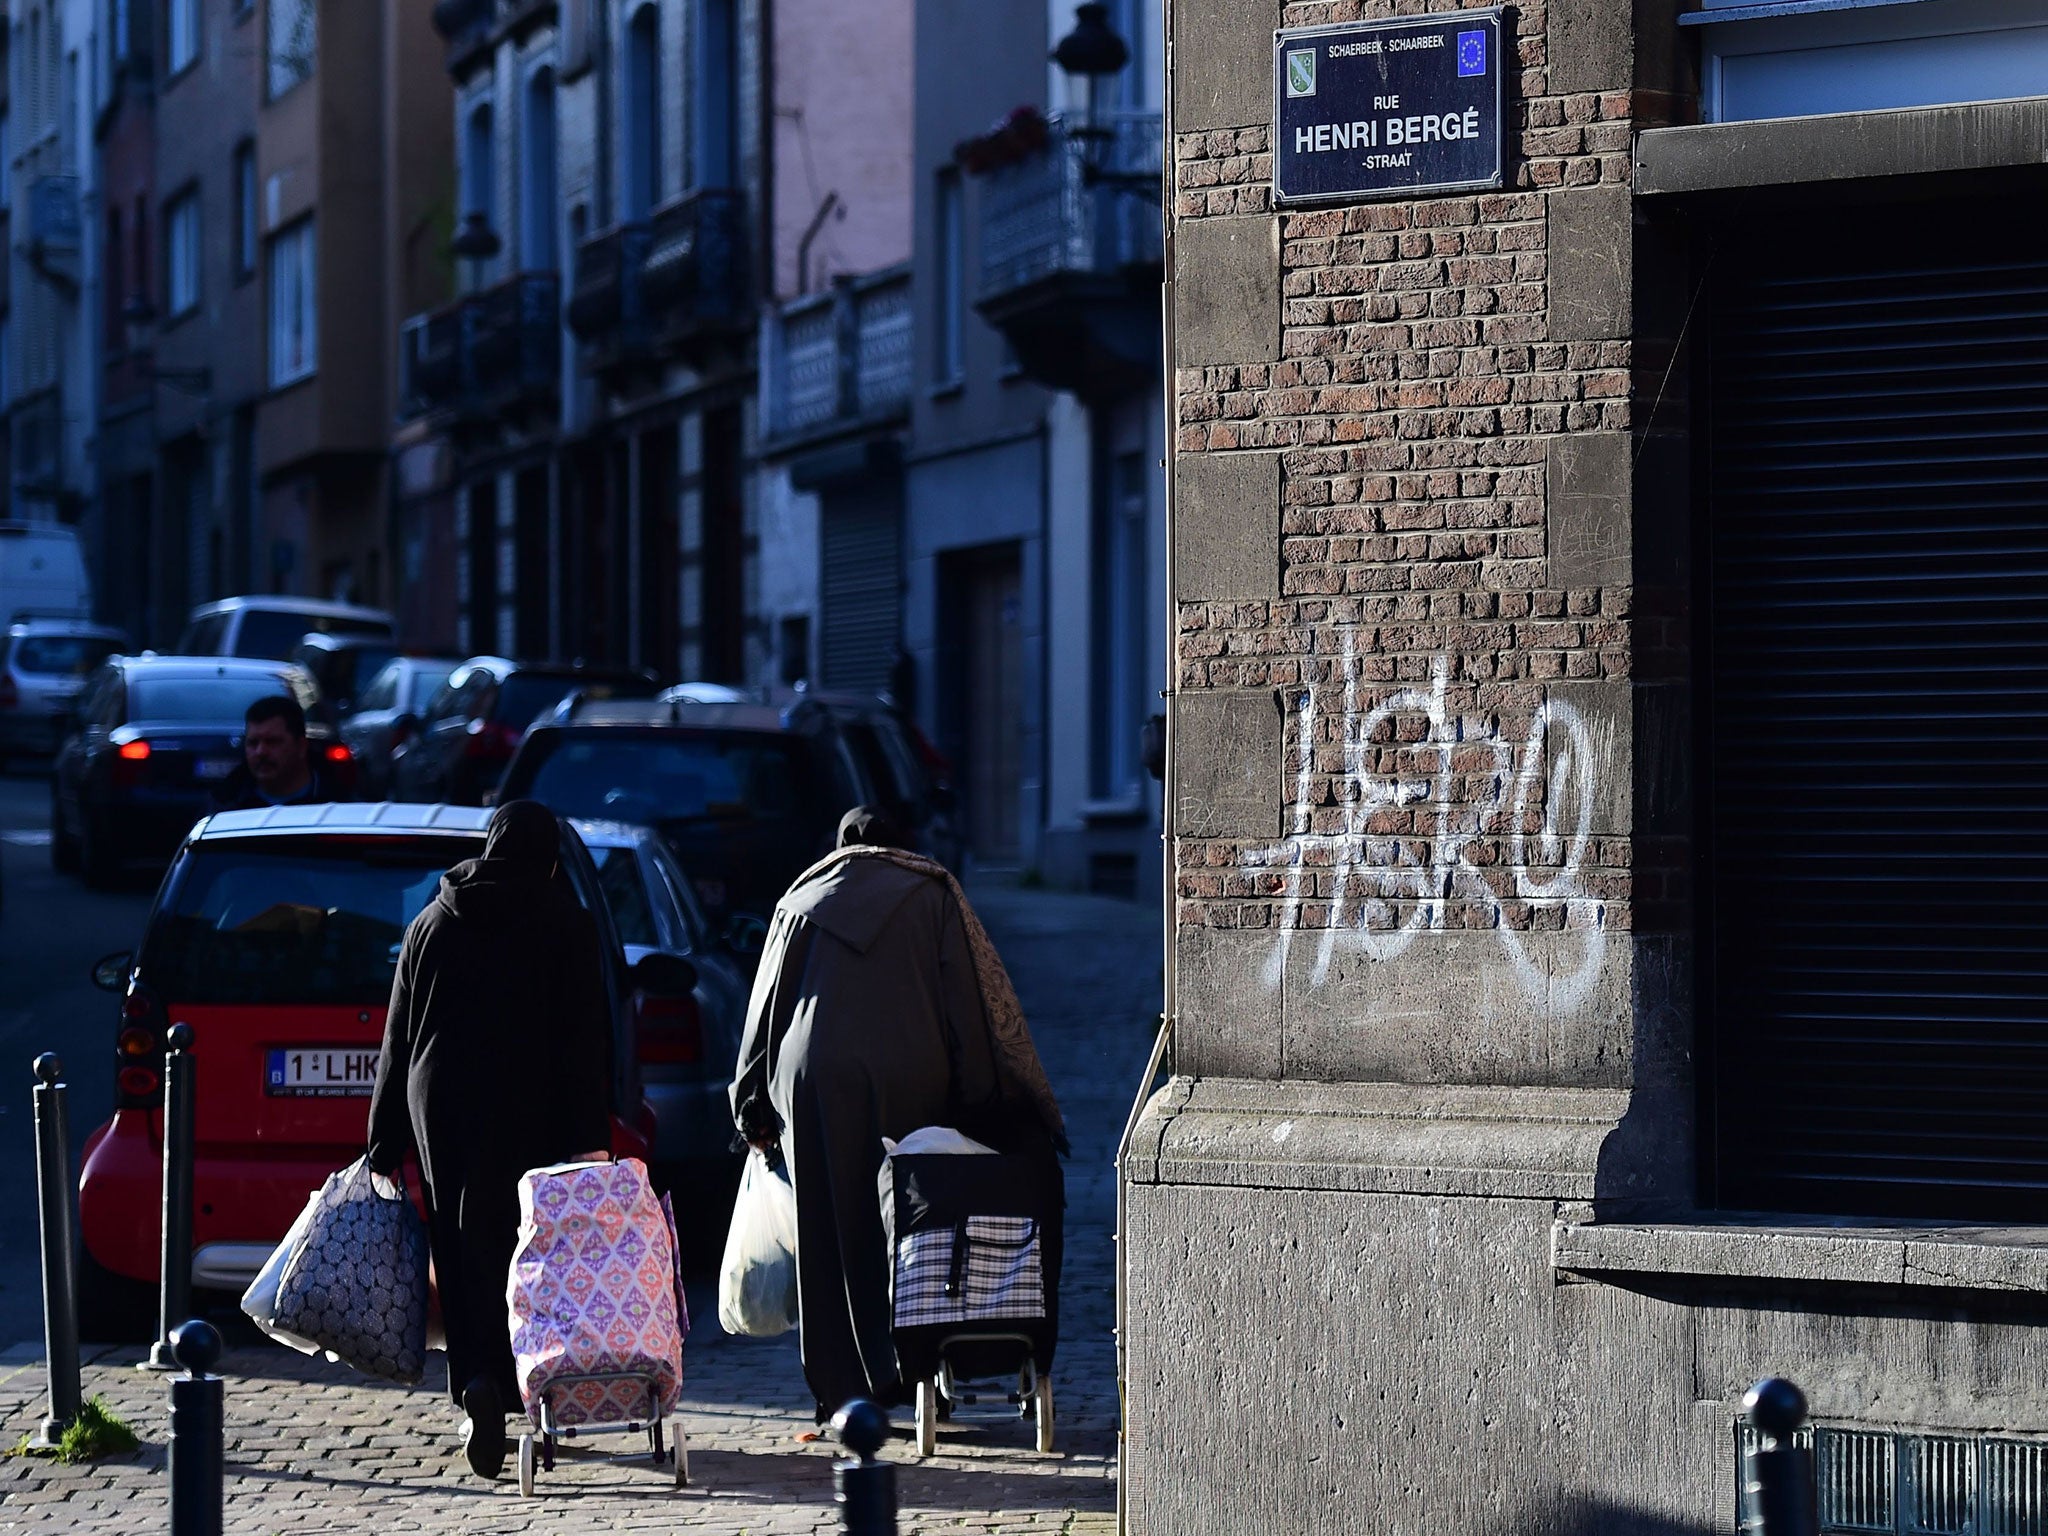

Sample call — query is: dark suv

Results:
[497,696,874,924]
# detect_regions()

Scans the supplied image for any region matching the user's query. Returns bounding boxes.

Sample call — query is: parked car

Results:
[497,695,871,924]
[0,521,93,626]
[0,619,129,768]
[388,657,660,808]
[74,802,693,1336]
[51,656,351,886]
[339,655,462,800]
[572,818,762,1172]
[177,596,396,661]
[656,684,965,872]
[288,632,406,717]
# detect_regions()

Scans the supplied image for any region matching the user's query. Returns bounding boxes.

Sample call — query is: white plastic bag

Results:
[240,1193,325,1356]
[717,1148,799,1337]
[882,1126,998,1159]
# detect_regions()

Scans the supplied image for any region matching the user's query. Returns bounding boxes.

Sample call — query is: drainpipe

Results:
[595,0,614,227]
[1116,2,1176,1530]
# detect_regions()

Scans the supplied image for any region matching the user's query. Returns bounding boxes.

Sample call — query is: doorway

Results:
[943,542,1024,865]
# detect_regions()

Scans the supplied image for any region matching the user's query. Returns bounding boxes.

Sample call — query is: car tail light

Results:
[633,990,702,1066]
[322,741,360,792]
[464,719,520,760]
[115,986,167,1109]
[112,738,154,788]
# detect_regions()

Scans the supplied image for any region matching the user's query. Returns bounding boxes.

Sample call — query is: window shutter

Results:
[1705,197,2048,1220]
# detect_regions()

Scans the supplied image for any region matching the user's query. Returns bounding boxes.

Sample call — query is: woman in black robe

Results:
[731,807,1065,1419]
[367,800,612,1479]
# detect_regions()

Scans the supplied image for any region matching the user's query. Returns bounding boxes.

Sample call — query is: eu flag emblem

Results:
[1457,29,1486,76]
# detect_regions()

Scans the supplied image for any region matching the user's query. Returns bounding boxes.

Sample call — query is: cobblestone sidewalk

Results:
[0,878,1162,1534]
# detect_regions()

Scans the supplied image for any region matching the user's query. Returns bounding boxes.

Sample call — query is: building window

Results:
[168,0,201,73]
[624,4,661,220]
[267,0,316,98]
[1091,447,1150,800]
[268,218,316,386]
[233,141,257,280]
[462,99,495,221]
[521,69,558,270]
[933,169,964,385]
[164,189,200,318]
[691,0,735,189]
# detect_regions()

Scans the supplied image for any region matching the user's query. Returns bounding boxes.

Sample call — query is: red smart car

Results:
[76,802,693,1336]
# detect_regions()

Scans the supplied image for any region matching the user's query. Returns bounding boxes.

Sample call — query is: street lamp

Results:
[122,293,212,395]
[1050,3,1156,200]
[1052,3,1129,140]
[450,211,503,295]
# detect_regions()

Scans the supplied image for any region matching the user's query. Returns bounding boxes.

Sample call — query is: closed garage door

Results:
[820,483,902,694]
[1705,193,2048,1221]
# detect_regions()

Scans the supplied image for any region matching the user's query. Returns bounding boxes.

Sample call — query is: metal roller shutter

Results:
[819,484,902,694]
[1706,197,2048,1221]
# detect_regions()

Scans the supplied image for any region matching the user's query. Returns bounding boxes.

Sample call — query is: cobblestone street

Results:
[0,878,1162,1534]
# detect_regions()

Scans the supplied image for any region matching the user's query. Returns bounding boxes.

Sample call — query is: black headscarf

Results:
[837,804,908,851]
[483,800,561,875]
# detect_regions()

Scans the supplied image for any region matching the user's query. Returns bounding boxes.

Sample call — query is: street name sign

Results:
[1273,9,1506,206]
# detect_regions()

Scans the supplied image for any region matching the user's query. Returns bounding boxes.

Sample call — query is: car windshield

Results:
[130,674,312,721]
[590,845,663,950]
[13,636,121,676]
[234,611,391,660]
[139,838,479,1006]
[497,673,650,729]
[524,734,821,827]
[312,645,400,700]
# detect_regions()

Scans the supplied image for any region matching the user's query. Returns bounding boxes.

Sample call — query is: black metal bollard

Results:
[833,1399,898,1536]
[1743,1377,1818,1536]
[146,1023,196,1371]
[167,1320,225,1536]
[30,1053,82,1449]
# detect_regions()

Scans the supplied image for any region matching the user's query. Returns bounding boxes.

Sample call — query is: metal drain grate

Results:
[1734,1426,2048,1535]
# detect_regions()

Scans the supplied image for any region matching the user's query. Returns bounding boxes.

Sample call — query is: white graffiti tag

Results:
[1244,646,1608,1008]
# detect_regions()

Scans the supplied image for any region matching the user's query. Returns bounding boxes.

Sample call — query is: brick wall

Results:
[1171,1,1654,1007]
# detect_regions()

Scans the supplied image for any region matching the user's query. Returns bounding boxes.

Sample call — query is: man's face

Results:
[244,716,308,791]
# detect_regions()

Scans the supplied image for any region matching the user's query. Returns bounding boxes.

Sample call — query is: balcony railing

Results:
[642,188,750,345]
[398,271,560,425]
[974,111,1162,399]
[566,221,655,369]
[763,265,913,445]
[568,190,751,376]
[978,112,1162,302]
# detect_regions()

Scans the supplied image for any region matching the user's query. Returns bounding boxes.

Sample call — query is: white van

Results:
[178,595,397,660]
[0,522,93,625]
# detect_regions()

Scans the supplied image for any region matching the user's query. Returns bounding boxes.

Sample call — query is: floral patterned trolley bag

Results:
[505,1157,690,1496]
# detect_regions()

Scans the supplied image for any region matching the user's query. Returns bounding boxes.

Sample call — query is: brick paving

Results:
[0,877,1162,1533]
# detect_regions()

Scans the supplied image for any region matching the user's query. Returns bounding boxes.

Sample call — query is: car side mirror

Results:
[91,951,133,992]
[723,912,769,957]
[630,951,698,998]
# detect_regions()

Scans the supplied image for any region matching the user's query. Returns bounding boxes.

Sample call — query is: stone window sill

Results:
[1553,1218,2048,1295]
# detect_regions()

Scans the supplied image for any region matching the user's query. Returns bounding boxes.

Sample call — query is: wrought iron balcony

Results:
[975,112,1163,399]
[566,222,655,375]
[398,271,559,426]
[398,297,476,423]
[763,265,913,448]
[641,189,752,360]
[468,271,561,415]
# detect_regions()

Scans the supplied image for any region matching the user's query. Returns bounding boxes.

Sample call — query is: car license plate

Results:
[265,1048,378,1097]
[195,757,238,780]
